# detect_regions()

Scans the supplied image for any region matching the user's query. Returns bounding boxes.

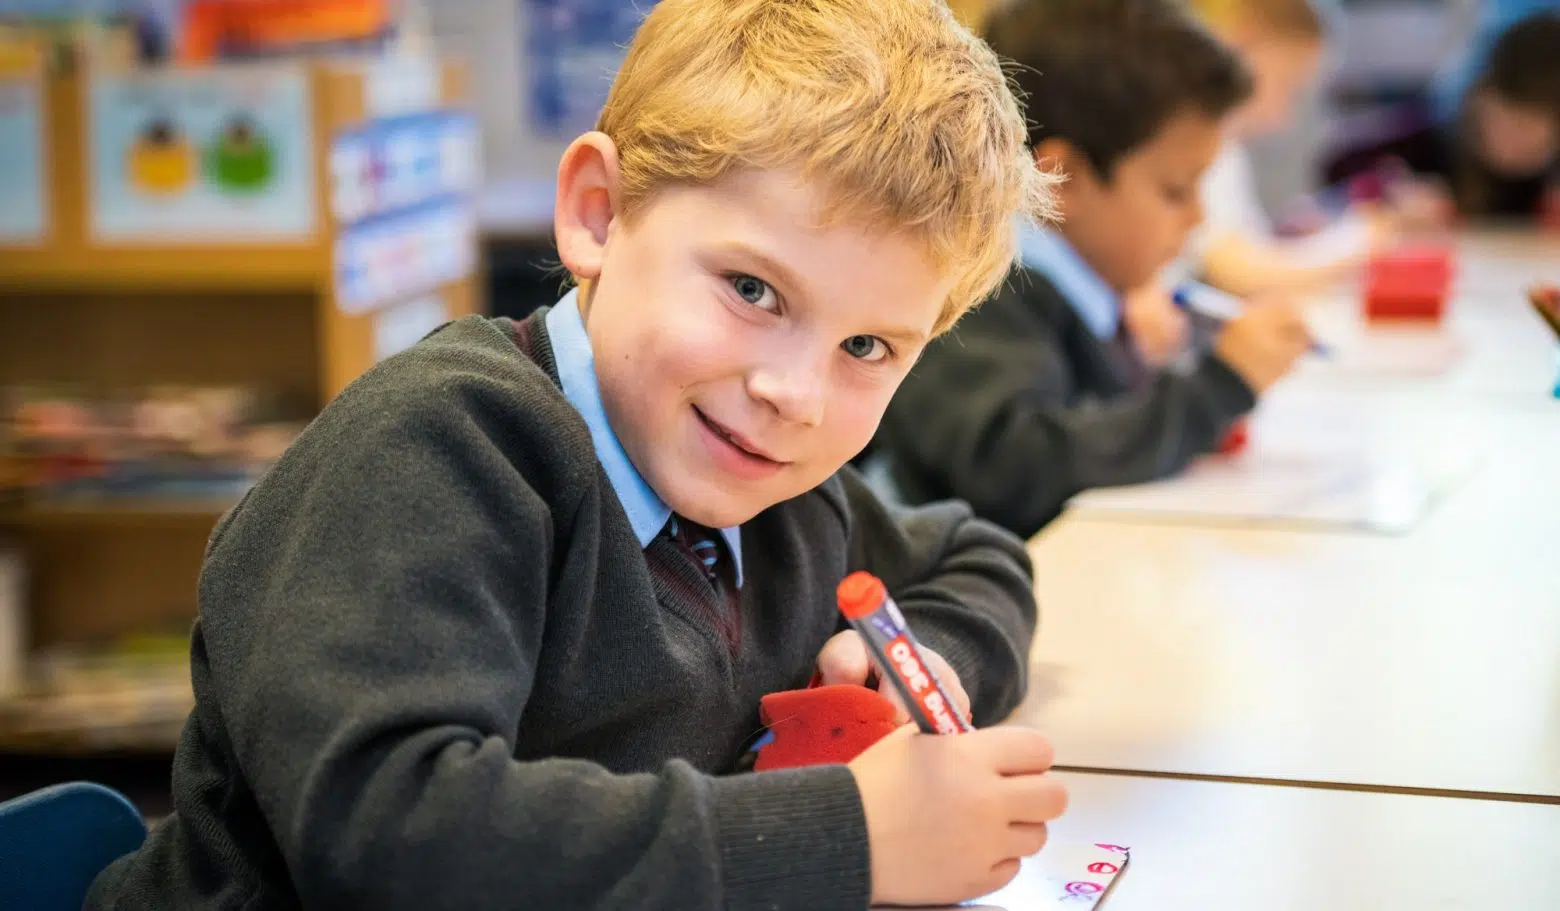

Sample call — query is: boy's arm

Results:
[837,467,1037,725]
[882,319,1253,539]
[198,388,868,911]
[1200,228,1368,297]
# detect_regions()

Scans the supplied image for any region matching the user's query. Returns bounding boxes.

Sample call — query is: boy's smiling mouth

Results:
[692,405,788,477]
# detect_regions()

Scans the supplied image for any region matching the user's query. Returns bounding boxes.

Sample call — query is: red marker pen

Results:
[836,571,972,735]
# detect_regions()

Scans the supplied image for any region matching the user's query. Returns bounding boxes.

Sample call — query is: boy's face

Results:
[1047,111,1224,293]
[1237,37,1323,137]
[1471,88,1558,177]
[558,145,953,529]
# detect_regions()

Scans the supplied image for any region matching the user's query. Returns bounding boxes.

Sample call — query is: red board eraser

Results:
[1363,243,1455,323]
[1218,418,1250,456]
[753,684,901,771]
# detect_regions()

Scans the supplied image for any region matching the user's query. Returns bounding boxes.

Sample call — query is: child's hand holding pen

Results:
[834,573,1068,905]
[815,630,973,727]
[1124,284,1192,367]
[850,723,1068,906]
[1176,284,1317,394]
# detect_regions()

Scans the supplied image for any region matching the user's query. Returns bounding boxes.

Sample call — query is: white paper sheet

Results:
[1067,418,1481,535]
[961,842,1130,909]
[1300,319,1466,381]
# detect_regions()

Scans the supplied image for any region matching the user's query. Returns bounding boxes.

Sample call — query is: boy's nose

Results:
[747,356,827,428]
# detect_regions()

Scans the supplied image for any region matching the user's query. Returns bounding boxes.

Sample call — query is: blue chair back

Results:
[0,781,147,911]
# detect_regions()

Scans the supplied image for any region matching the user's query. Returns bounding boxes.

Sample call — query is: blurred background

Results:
[0,0,1528,817]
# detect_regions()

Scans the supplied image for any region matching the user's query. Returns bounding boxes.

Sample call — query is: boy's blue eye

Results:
[842,335,888,362]
[730,274,778,311]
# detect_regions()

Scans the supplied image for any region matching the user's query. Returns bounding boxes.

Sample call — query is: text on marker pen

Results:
[836,572,973,735]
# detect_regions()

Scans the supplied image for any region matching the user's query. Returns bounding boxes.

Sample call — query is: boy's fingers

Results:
[874,676,915,725]
[1003,775,1070,824]
[816,631,873,686]
[974,726,1056,776]
[1006,822,1052,859]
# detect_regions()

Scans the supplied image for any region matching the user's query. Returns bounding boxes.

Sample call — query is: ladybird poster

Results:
[87,64,316,242]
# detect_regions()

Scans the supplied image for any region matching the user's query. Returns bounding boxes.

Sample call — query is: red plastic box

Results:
[1363,244,1455,323]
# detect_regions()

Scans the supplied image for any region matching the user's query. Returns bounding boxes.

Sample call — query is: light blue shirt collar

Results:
[1017,222,1121,339]
[545,289,744,585]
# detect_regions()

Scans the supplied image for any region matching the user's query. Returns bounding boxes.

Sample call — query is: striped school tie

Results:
[667,515,727,587]
[665,514,741,654]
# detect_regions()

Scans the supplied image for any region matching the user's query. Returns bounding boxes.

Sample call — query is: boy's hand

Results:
[1214,296,1312,394]
[849,724,1068,905]
[816,630,972,726]
[1356,203,1402,252]
[1387,177,1455,231]
[1123,284,1190,366]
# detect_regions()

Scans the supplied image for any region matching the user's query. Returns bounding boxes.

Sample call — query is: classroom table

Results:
[942,771,1560,911]
[1292,231,1558,404]
[1015,399,1560,799]
[1014,230,1560,806]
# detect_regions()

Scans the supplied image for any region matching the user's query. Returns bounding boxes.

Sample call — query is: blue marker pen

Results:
[1172,283,1331,358]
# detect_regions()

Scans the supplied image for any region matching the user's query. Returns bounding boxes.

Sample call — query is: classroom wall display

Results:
[362,55,441,119]
[330,111,480,226]
[334,199,474,313]
[0,77,47,244]
[374,293,450,362]
[524,0,657,138]
[87,64,317,242]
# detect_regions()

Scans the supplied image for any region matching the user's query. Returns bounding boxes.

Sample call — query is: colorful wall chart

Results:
[330,111,480,226]
[0,77,46,243]
[524,0,658,138]
[88,64,316,241]
[334,199,474,313]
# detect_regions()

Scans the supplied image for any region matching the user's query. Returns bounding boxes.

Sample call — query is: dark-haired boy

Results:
[877,0,1314,538]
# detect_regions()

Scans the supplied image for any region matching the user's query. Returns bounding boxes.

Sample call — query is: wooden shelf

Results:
[0,56,483,757]
[0,724,184,756]
[0,248,325,293]
[0,499,236,530]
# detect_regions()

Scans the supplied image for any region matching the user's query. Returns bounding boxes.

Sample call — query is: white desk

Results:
[957,771,1560,911]
[1018,403,1560,798]
[981,233,1559,909]
[1024,233,1560,795]
[1293,232,1558,404]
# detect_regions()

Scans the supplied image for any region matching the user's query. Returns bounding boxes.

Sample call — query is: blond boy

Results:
[86,2,1064,909]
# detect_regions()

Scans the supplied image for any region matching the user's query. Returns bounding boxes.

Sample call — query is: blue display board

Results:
[524,0,659,138]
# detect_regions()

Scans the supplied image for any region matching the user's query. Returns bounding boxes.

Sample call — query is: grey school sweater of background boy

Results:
[878,227,1256,540]
[87,301,1039,911]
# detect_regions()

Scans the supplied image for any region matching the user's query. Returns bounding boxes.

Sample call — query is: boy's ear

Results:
[1033,138,1092,183]
[555,132,621,282]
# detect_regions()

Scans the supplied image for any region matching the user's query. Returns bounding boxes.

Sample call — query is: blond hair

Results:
[595,0,1052,333]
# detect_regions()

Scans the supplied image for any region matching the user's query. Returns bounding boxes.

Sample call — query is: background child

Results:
[85,2,1066,909]
[1326,8,1560,220]
[875,0,1315,540]
[1173,0,1405,298]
